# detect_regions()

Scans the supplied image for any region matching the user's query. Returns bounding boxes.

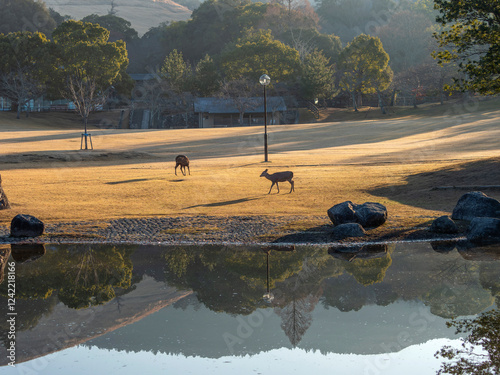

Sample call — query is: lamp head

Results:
[259,74,271,86]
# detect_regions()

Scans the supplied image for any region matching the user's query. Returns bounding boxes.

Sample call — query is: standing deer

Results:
[260,169,294,194]
[175,155,190,176]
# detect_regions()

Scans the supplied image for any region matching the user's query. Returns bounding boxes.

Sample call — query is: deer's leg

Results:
[276,182,280,193]
[181,166,186,176]
[289,179,294,193]
[268,182,275,194]
[187,165,190,175]
[175,164,178,175]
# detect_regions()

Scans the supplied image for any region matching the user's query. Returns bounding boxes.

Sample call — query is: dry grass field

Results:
[0,97,499,239]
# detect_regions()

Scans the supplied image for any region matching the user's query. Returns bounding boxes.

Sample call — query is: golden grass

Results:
[1,97,499,231]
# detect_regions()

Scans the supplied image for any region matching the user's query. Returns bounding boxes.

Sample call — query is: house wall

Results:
[199,113,214,128]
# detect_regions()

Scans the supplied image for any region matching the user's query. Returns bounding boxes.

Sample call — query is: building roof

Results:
[194,97,287,114]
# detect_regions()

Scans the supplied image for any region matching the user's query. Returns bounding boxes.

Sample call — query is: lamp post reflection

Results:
[263,249,274,303]
[262,245,295,303]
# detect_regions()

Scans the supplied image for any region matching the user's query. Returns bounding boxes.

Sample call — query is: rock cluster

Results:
[430,191,500,244]
[327,201,387,240]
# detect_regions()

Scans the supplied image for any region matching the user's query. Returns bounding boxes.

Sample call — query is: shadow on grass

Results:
[183,196,263,209]
[106,178,150,185]
[370,157,500,212]
[272,224,333,243]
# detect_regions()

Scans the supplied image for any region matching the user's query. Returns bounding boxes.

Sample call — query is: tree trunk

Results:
[390,88,396,106]
[377,91,386,114]
[83,115,89,150]
[351,92,358,112]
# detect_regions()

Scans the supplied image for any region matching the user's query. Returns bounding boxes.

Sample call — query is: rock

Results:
[10,214,45,237]
[327,201,357,225]
[466,217,500,244]
[331,223,365,240]
[429,215,459,234]
[355,202,388,227]
[0,174,10,210]
[327,201,387,228]
[452,191,500,221]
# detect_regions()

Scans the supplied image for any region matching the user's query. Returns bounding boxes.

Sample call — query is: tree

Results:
[338,34,393,111]
[160,49,192,94]
[51,20,131,149]
[0,0,57,36]
[221,29,301,83]
[193,54,221,96]
[299,49,335,101]
[81,14,139,43]
[433,0,500,94]
[435,308,500,374]
[278,28,342,63]
[0,31,51,119]
[219,78,260,126]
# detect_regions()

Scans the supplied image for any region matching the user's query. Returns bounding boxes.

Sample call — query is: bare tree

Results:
[67,76,112,148]
[0,65,44,119]
[220,79,260,126]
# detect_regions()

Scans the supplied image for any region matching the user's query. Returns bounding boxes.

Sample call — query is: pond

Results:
[0,241,499,374]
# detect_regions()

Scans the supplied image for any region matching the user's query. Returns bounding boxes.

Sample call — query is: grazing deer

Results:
[175,155,190,176]
[260,169,294,194]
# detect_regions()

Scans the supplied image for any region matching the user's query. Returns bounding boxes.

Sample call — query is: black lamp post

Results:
[259,74,270,162]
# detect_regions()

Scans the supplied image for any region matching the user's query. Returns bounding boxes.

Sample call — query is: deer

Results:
[174,155,190,176]
[260,169,294,194]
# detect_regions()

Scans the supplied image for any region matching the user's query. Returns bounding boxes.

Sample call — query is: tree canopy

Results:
[338,34,393,110]
[50,20,132,144]
[81,14,139,43]
[220,29,301,83]
[300,49,335,100]
[0,31,51,118]
[433,0,500,94]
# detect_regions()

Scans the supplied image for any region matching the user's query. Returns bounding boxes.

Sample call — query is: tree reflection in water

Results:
[0,244,133,309]
[435,307,500,375]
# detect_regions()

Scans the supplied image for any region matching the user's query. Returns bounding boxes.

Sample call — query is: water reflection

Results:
[0,241,498,370]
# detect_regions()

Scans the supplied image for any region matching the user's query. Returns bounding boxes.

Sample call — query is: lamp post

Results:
[259,74,270,162]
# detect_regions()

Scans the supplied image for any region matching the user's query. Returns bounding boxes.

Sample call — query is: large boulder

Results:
[327,201,356,225]
[327,201,387,228]
[331,223,366,240]
[0,174,10,210]
[429,215,459,234]
[466,217,500,244]
[10,214,45,237]
[452,191,500,221]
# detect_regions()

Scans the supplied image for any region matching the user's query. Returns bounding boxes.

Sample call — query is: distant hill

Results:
[45,0,193,36]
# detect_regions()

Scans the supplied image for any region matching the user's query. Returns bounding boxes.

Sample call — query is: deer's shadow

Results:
[183,196,263,209]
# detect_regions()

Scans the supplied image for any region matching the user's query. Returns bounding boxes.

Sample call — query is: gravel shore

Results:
[0,214,463,246]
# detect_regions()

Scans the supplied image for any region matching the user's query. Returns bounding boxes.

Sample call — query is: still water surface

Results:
[0,241,498,374]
